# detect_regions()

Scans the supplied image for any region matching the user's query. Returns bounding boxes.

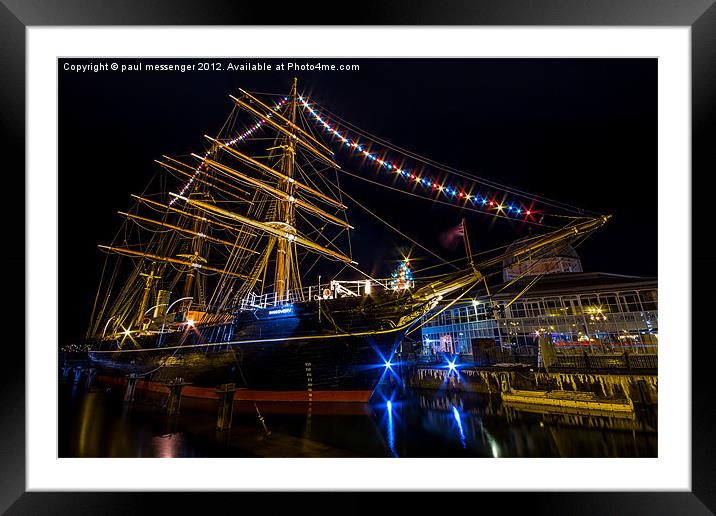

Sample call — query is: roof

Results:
[503,237,580,268]
[483,271,657,300]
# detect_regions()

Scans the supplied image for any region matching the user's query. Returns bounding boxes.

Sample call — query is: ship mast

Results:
[178,145,216,312]
[94,82,356,338]
[89,82,612,343]
[136,261,159,328]
[274,77,299,303]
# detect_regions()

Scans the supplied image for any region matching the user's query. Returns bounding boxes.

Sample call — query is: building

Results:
[502,236,583,281]
[421,241,657,356]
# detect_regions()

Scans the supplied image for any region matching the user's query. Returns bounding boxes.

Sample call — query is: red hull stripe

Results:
[96,375,372,403]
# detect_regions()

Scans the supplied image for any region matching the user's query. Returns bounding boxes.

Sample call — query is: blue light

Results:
[386,400,397,457]
[448,359,457,372]
[452,405,466,448]
[385,361,393,370]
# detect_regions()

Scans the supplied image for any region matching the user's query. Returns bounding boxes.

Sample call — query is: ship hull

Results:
[95,374,376,402]
[89,333,401,400]
[89,293,428,401]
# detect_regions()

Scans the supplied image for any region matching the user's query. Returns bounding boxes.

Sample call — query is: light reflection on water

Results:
[59,382,656,458]
[385,400,397,457]
[152,433,185,458]
[452,406,467,449]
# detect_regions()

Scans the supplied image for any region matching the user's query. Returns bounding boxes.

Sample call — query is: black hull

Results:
[89,292,429,399]
[90,333,401,393]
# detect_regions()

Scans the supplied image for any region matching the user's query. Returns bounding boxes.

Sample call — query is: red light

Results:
[526,210,531,215]
[489,201,494,206]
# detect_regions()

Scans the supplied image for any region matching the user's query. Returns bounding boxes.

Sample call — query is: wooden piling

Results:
[85,368,97,389]
[124,373,138,403]
[215,383,237,431]
[165,378,189,415]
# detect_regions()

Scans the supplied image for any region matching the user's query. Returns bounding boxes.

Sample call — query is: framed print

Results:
[3,0,715,513]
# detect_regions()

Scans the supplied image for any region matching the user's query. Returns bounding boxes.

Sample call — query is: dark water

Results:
[59,381,657,458]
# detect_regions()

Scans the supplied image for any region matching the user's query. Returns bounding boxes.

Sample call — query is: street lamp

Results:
[472,299,481,321]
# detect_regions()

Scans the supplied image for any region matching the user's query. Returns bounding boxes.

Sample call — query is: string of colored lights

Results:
[168,96,289,205]
[298,96,540,221]
[309,101,597,217]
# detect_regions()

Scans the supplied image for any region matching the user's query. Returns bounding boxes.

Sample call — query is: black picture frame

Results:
[3,1,713,513]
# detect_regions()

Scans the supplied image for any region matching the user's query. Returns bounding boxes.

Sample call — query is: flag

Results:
[439,221,465,251]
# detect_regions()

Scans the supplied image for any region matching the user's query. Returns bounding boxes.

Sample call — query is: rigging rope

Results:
[169,96,288,205]
[335,166,558,228]
[300,97,598,217]
[91,87,608,342]
[318,170,459,269]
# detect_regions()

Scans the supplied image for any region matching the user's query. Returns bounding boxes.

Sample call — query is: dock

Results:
[500,387,634,413]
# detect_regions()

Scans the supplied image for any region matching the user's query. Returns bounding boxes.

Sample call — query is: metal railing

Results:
[470,348,658,370]
[415,348,658,371]
[238,278,413,310]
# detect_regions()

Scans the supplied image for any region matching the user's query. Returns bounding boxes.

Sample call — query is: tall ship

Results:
[86,79,609,402]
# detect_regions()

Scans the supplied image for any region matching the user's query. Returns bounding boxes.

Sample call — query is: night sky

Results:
[59,58,656,346]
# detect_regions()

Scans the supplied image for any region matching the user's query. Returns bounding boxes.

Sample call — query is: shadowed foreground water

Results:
[59,381,657,458]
